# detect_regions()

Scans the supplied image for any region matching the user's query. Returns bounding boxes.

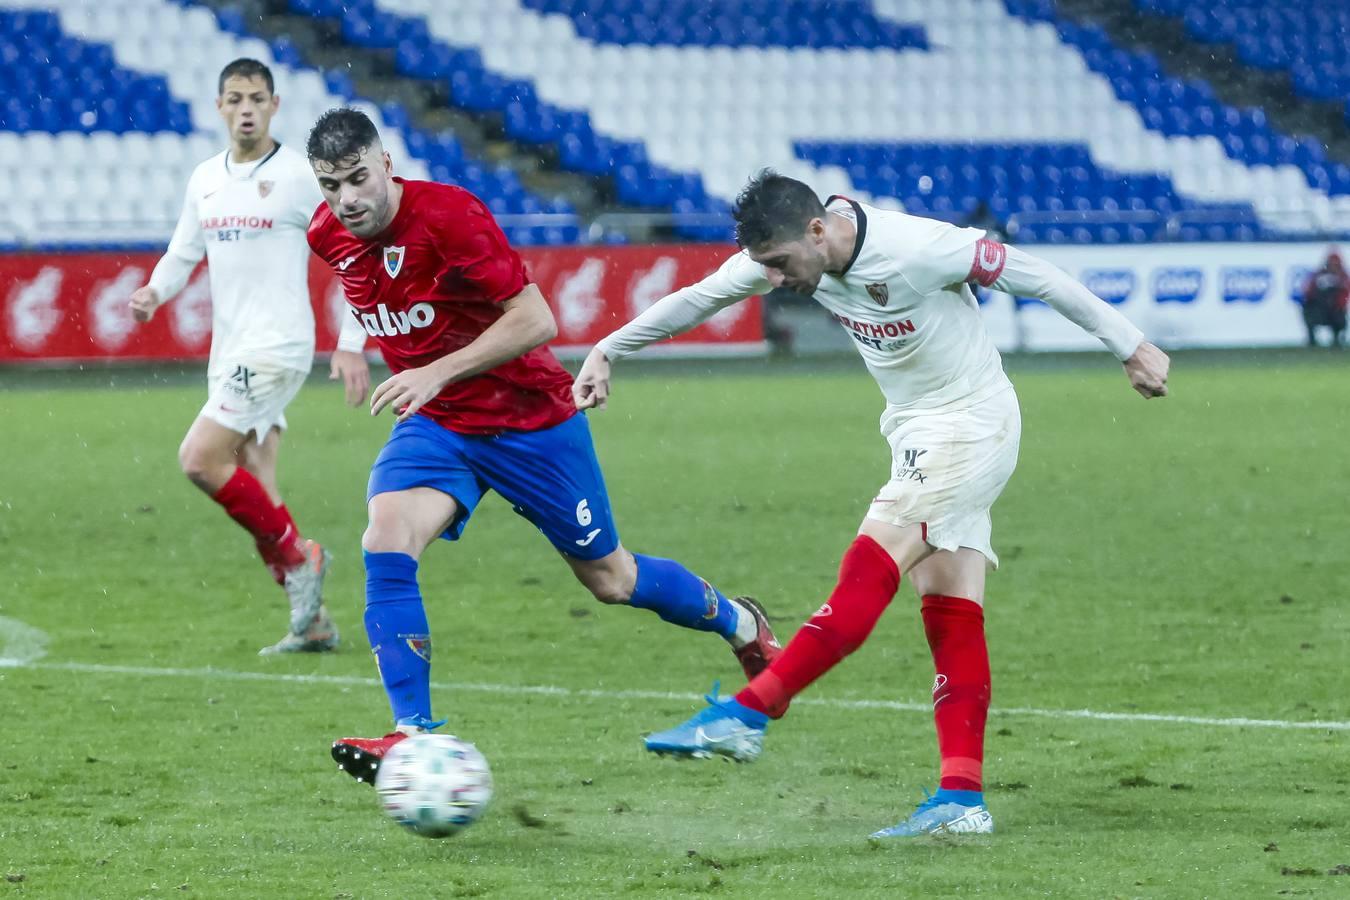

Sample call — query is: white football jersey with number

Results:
[148,143,336,376]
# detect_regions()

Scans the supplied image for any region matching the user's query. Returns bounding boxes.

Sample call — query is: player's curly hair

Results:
[732,170,827,250]
[306,108,381,169]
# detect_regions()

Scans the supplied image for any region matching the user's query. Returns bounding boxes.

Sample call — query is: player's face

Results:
[216,75,278,147]
[313,144,397,238]
[748,220,830,295]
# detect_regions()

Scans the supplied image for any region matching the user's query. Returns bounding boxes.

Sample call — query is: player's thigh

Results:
[236,426,282,491]
[366,416,488,552]
[856,518,935,573]
[364,488,462,558]
[468,413,620,562]
[179,414,250,473]
[199,363,307,449]
[908,548,989,605]
[868,390,1021,567]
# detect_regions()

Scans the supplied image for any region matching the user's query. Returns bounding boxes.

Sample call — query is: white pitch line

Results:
[20,660,1350,732]
[0,615,49,667]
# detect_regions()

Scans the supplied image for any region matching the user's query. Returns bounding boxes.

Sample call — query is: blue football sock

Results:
[363,551,433,725]
[628,554,739,639]
[933,788,985,807]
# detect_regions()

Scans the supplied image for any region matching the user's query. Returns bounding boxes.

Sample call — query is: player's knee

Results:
[588,577,631,605]
[178,439,221,488]
[361,521,420,557]
[572,551,636,604]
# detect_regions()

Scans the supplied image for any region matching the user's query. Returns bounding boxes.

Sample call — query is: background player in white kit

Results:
[129,59,371,654]
[573,171,1170,838]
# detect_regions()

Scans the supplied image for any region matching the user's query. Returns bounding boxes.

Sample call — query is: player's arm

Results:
[904,223,1168,399]
[369,283,556,421]
[574,253,770,409]
[990,245,1168,398]
[131,177,206,322]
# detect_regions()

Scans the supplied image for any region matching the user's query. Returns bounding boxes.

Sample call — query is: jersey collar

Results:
[224,141,282,177]
[825,195,867,274]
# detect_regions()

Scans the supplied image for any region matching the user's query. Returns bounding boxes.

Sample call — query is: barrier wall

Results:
[979,242,1330,352]
[0,245,764,363]
[0,241,1334,364]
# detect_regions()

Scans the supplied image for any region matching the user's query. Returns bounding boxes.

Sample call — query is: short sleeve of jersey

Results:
[437,195,528,304]
[898,218,1002,296]
[306,206,335,261]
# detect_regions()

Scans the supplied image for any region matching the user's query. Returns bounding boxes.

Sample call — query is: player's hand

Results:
[573,346,612,410]
[1123,341,1170,399]
[370,363,449,422]
[330,350,371,407]
[129,286,161,323]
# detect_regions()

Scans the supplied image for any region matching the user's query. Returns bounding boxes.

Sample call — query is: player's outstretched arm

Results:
[991,244,1169,399]
[370,283,557,421]
[575,252,770,410]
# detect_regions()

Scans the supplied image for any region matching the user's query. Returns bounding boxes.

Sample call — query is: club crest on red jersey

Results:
[256,180,274,199]
[866,282,890,306]
[384,245,406,278]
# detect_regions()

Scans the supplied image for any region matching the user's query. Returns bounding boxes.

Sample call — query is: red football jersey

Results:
[308,178,575,434]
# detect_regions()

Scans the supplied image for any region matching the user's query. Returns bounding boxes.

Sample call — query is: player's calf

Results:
[571,550,780,675]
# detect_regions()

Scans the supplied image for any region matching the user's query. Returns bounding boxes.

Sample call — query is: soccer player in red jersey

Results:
[303,109,781,783]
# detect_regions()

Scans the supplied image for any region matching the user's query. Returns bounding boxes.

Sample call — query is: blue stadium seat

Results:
[794,141,1266,244]
[1134,0,1350,137]
[0,11,187,135]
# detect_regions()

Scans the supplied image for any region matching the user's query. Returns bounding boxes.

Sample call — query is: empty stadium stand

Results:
[4,0,1350,248]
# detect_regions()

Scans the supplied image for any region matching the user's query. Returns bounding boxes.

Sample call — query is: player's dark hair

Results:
[732,169,827,249]
[307,108,382,168]
[217,58,274,96]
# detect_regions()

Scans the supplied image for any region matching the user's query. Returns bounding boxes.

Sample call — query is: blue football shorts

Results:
[367,412,620,561]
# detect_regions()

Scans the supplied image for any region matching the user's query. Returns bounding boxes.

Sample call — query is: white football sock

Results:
[727,598,759,649]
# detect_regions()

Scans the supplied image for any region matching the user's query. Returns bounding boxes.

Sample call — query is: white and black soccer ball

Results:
[373,734,493,838]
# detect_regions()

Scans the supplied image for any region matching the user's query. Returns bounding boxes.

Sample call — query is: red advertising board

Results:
[0,245,764,363]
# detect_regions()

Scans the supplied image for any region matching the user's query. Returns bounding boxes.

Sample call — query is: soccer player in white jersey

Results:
[573,170,1170,838]
[128,59,372,654]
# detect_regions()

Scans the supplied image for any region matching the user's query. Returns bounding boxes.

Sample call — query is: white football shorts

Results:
[866,386,1021,567]
[201,362,308,442]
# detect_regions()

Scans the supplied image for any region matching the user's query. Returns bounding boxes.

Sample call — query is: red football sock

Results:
[736,535,901,718]
[921,594,991,793]
[212,468,306,575]
[257,503,307,583]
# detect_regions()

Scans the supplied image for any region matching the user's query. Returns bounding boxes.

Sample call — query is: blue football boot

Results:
[644,684,768,762]
[870,789,994,838]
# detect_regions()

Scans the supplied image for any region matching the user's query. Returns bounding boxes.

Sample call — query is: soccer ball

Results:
[373,734,493,838]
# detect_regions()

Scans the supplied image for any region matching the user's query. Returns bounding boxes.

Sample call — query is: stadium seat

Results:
[7,0,1348,245]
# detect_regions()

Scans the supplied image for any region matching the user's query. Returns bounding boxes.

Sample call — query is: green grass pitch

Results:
[1,352,1348,897]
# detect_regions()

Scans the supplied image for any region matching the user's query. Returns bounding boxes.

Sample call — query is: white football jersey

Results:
[149,143,337,376]
[658,199,1013,413]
